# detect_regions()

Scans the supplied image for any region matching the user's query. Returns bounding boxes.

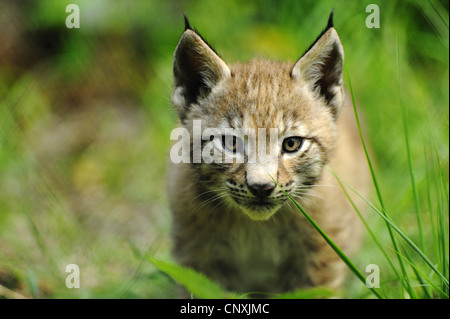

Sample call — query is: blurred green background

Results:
[0,0,448,298]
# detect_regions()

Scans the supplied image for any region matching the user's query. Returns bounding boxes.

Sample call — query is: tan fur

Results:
[168,20,370,294]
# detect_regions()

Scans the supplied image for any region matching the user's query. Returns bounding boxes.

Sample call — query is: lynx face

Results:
[172,15,344,221]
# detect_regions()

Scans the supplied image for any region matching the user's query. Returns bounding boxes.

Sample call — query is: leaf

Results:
[148,256,242,299]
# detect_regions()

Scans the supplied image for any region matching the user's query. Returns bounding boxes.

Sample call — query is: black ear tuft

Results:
[291,10,344,117]
[183,13,192,31]
[301,10,336,58]
[172,19,231,121]
[179,15,220,57]
[326,9,334,30]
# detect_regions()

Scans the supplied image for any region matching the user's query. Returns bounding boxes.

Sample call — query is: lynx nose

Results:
[247,182,276,199]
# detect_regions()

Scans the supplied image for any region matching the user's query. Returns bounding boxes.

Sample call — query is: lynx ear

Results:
[291,12,344,117]
[172,17,231,121]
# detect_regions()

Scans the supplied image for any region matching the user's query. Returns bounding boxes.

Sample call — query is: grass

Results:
[345,73,448,298]
[147,255,335,299]
[147,68,449,299]
[0,0,448,299]
[271,174,384,299]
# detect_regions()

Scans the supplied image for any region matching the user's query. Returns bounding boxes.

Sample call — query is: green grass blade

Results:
[435,146,449,294]
[346,70,385,212]
[270,176,383,299]
[347,69,413,297]
[400,92,424,251]
[334,178,400,289]
[330,168,449,290]
[397,249,449,298]
[148,256,242,299]
[301,141,449,292]
[424,141,440,262]
[401,247,433,298]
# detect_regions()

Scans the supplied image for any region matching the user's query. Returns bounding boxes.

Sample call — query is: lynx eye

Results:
[221,135,243,154]
[282,137,304,153]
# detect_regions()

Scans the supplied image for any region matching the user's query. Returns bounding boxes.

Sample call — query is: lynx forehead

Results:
[168,12,369,294]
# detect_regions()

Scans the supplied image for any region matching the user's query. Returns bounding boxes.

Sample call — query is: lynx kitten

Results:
[168,13,370,294]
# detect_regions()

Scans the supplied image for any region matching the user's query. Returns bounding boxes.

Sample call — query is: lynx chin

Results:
[167,12,370,294]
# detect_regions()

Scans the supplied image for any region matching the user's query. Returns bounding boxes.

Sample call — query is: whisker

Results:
[298,197,313,212]
[193,191,229,214]
[208,194,229,212]
[292,190,325,201]
[192,187,228,201]
[307,184,334,188]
